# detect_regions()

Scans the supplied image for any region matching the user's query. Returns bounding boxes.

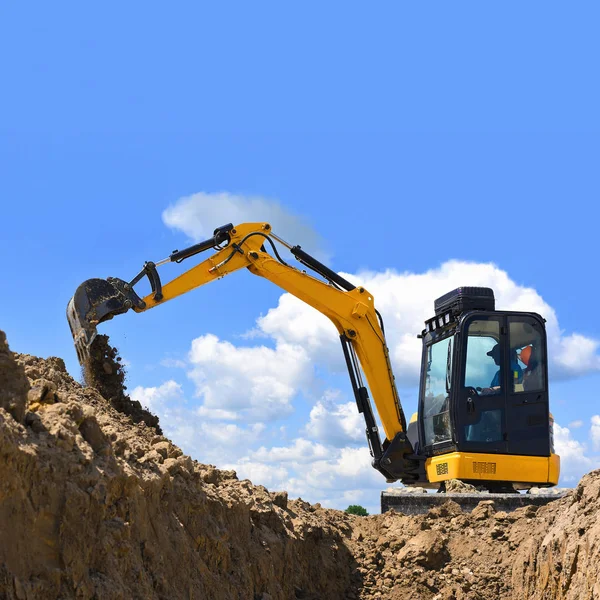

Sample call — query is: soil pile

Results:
[0,330,599,600]
[513,472,600,599]
[0,331,359,599]
[348,492,575,599]
[352,474,600,599]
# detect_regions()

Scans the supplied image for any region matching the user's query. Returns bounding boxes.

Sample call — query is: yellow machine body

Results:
[425,452,560,487]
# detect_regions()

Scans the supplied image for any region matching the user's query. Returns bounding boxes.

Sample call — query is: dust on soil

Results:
[1,328,599,600]
[82,334,161,433]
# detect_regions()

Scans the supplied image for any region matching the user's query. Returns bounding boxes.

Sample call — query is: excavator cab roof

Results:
[422,287,496,336]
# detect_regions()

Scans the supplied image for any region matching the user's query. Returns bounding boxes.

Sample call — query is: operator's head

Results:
[486,343,501,365]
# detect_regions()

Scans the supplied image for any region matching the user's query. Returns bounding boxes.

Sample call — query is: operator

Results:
[480,344,522,395]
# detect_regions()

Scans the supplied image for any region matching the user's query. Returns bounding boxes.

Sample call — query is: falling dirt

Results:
[82,334,161,433]
[1,329,599,599]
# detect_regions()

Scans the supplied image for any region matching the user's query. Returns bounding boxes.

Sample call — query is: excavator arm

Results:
[67,222,420,482]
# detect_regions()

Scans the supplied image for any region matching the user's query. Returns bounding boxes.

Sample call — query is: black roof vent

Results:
[434,287,495,316]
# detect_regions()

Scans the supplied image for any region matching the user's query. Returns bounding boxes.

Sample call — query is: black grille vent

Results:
[436,463,449,476]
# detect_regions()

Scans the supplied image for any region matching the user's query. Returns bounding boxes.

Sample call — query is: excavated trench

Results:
[0,329,599,600]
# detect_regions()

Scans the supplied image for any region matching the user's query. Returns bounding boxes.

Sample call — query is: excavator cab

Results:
[409,287,559,490]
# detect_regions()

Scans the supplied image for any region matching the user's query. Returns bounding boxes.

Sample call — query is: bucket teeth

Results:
[67,295,97,364]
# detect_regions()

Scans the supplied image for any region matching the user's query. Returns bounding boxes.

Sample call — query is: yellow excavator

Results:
[67,222,560,509]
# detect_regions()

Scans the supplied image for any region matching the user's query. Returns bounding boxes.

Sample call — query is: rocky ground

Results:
[0,329,598,599]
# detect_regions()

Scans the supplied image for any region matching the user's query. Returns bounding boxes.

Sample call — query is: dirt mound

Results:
[0,331,27,423]
[349,494,582,599]
[513,471,600,599]
[0,332,362,599]
[0,330,598,600]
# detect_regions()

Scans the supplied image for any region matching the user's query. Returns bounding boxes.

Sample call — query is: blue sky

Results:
[1,2,598,513]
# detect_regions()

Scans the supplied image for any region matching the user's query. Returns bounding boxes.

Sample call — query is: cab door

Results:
[505,315,550,456]
[455,314,507,454]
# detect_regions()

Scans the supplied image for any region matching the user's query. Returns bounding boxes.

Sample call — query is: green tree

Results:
[345,504,369,516]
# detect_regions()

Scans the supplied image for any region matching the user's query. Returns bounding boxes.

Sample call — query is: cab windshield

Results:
[422,335,453,447]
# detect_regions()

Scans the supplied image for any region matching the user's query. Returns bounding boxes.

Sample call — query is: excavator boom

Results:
[67,222,419,483]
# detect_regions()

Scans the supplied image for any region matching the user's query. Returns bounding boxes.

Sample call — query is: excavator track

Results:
[381,487,566,515]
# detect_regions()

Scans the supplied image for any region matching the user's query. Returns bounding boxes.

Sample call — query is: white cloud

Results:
[248,441,381,492]
[178,421,268,466]
[188,333,312,421]
[196,406,240,421]
[162,191,326,257]
[230,462,290,491]
[554,422,597,483]
[131,379,268,465]
[206,417,382,503]
[250,438,329,464]
[303,390,363,447]
[131,380,183,413]
[231,440,384,513]
[160,358,187,369]
[287,446,383,495]
[568,419,583,429]
[200,422,266,446]
[257,293,344,372]
[553,335,600,378]
[591,415,600,451]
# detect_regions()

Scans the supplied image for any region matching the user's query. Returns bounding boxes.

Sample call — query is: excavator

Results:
[67,222,561,513]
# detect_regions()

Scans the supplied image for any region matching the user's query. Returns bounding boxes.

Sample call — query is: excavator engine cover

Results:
[434,286,495,316]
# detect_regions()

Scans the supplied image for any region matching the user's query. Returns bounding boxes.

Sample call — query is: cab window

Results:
[509,319,545,393]
[422,336,453,447]
[464,319,504,443]
[464,319,504,393]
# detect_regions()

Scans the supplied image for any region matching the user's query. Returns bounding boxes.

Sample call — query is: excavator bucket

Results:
[67,278,138,364]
